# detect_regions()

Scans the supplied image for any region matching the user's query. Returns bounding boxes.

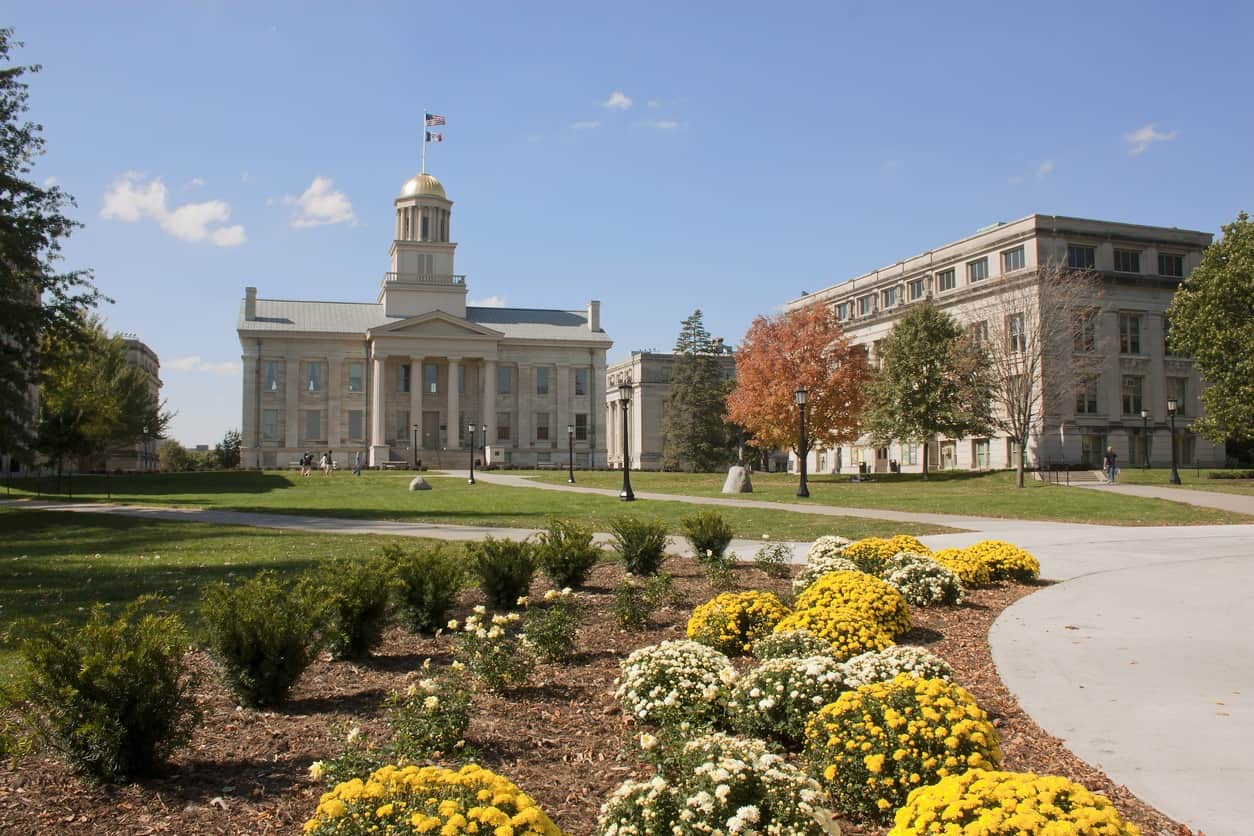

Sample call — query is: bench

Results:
[380,460,409,470]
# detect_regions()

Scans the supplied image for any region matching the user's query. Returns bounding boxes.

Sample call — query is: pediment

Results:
[370,311,503,339]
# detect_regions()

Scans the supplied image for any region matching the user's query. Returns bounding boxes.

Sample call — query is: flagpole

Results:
[421,108,426,174]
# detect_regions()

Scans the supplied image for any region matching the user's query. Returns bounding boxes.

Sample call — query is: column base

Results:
[369,445,390,467]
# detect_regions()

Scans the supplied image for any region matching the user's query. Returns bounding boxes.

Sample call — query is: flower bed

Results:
[614,639,737,729]
[772,605,896,662]
[685,590,790,655]
[793,571,913,638]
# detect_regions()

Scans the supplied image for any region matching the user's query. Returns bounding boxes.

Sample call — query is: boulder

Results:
[408,476,432,491]
[722,465,753,494]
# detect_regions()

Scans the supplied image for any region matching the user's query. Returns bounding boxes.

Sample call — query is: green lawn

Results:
[0,470,955,541]
[1109,467,1254,496]
[527,469,1254,525]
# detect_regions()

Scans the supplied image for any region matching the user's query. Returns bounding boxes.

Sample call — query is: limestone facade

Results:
[105,337,162,471]
[786,215,1222,473]
[237,172,611,469]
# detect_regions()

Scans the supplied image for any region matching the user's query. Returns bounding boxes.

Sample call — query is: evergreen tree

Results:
[215,429,242,469]
[661,310,736,471]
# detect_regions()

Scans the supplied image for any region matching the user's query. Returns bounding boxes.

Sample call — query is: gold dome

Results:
[400,172,446,199]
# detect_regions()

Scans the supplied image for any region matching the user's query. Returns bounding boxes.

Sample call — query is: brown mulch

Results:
[0,560,1196,835]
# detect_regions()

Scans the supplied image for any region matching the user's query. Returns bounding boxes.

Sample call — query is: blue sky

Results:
[9,1,1254,445]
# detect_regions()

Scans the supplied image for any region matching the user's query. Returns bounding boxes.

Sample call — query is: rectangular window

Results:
[971,320,989,344]
[967,257,988,283]
[575,413,588,441]
[1158,253,1184,277]
[906,443,918,465]
[1075,379,1098,414]
[398,363,411,393]
[835,302,850,320]
[1007,439,1021,469]
[857,295,874,316]
[458,365,466,394]
[424,363,438,394]
[881,287,898,308]
[1007,313,1026,353]
[937,269,956,291]
[1001,246,1025,273]
[262,408,279,441]
[497,366,512,395]
[908,278,925,300]
[575,368,588,396]
[1121,375,1144,415]
[345,362,362,393]
[347,410,364,441]
[535,412,550,441]
[536,367,550,396]
[1067,245,1096,269]
[973,439,990,469]
[1114,249,1141,273]
[496,411,512,441]
[305,409,321,441]
[1073,309,1097,352]
[263,360,280,393]
[396,410,410,443]
[306,361,323,393]
[1168,377,1188,416]
[1119,313,1142,354]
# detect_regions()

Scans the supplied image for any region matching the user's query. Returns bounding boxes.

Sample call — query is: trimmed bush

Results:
[316,558,394,660]
[880,552,964,607]
[610,515,669,576]
[806,535,852,562]
[727,655,851,748]
[386,543,466,634]
[535,516,602,588]
[615,639,736,730]
[468,537,537,609]
[792,554,862,593]
[931,547,993,587]
[686,590,791,656]
[794,570,912,638]
[201,571,327,707]
[843,535,931,574]
[680,509,735,562]
[889,769,1140,835]
[841,645,954,688]
[14,598,199,782]
[525,588,582,662]
[772,606,895,662]
[751,628,831,662]
[805,674,1002,823]
[965,539,1041,582]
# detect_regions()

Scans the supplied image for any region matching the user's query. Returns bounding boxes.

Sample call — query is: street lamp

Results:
[467,422,476,484]
[618,382,634,501]
[1167,398,1181,485]
[1140,409,1149,469]
[567,424,575,483]
[795,387,810,498]
[412,423,419,469]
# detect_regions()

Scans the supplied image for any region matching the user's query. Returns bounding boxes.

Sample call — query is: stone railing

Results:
[382,272,466,287]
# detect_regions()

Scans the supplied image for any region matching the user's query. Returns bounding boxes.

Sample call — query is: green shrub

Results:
[450,609,536,692]
[14,597,199,782]
[681,510,735,563]
[612,571,679,631]
[385,663,472,759]
[317,558,394,660]
[753,540,794,579]
[201,571,327,708]
[525,589,582,662]
[535,517,602,588]
[611,516,669,575]
[468,537,537,609]
[386,544,466,634]
[309,723,386,788]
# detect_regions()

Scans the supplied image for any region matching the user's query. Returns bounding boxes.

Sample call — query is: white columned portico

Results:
[370,353,388,465]
[410,356,423,451]
[447,357,461,450]
[483,358,497,447]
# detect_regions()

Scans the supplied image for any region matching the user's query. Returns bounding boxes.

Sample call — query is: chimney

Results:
[244,287,257,321]
[587,300,601,332]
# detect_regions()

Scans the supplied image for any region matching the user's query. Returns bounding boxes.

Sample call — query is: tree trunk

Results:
[1016,437,1026,488]
[921,441,929,481]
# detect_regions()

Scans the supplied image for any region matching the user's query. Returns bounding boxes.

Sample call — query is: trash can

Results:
[859,462,868,476]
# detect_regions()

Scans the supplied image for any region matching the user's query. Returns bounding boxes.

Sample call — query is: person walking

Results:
[300,451,310,477]
[352,450,362,477]
[325,449,334,476]
[1103,446,1118,485]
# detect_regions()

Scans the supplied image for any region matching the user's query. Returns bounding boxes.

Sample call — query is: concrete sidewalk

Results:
[1071,480,1254,515]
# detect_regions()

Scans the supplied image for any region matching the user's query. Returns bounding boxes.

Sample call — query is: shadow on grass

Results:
[10,470,295,498]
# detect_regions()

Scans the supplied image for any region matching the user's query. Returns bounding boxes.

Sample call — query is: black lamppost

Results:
[1167,398,1181,485]
[412,423,419,469]
[618,382,634,501]
[795,386,810,498]
[467,423,476,484]
[567,424,575,483]
[1140,409,1150,469]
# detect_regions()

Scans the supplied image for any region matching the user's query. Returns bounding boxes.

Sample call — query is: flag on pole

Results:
[425,131,444,143]
[425,113,446,126]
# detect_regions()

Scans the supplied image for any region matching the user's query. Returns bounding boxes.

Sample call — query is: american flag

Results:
[426,131,444,143]
[425,113,446,126]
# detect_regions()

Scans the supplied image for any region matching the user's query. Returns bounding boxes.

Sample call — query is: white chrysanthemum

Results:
[841,644,954,688]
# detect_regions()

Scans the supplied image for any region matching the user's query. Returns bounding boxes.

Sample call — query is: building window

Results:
[263,360,280,392]
[574,413,588,441]
[1067,244,1096,269]
[1007,313,1026,353]
[496,411,512,441]
[973,438,990,469]
[424,363,438,394]
[1119,313,1142,354]
[857,295,874,316]
[835,302,850,320]
[1158,253,1184,277]
[1114,249,1141,273]
[305,409,322,441]
[1075,379,1098,414]
[262,409,279,441]
[396,410,410,443]
[497,366,512,395]
[1168,377,1188,415]
[940,441,957,469]
[970,320,989,344]
[398,364,411,393]
[906,443,918,465]
[881,287,898,308]
[535,412,550,441]
[348,410,364,441]
[458,365,466,394]
[967,257,988,282]
[347,362,363,393]
[305,362,323,393]
[1007,439,1021,469]
[1121,375,1144,415]
[536,367,550,396]
[908,278,925,300]
[1073,309,1097,352]
[1001,246,1025,273]
[575,368,588,396]
[937,269,956,291]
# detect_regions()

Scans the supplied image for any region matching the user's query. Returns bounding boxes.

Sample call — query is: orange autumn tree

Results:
[726,304,869,456]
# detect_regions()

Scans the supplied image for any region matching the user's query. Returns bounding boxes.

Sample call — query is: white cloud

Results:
[468,295,507,307]
[1037,159,1055,179]
[42,175,57,188]
[1125,124,1176,155]
[570,120,601,131]
[166,355,241,375]
[283,176,356,228]
[602,90,632,110]
[100,172,246,247]
[644,118,681,131]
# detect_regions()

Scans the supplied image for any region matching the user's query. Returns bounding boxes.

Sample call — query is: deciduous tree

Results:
[726,304,869,457]
[661,310,735,472]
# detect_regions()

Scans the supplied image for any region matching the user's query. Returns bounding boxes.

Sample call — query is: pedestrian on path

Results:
[300,452,311,477]
[353,451,362,477]
[1104,447,1118,485]
[325,449,334,476]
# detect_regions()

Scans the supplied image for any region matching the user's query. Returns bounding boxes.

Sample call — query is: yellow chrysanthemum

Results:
[686,591,791,656]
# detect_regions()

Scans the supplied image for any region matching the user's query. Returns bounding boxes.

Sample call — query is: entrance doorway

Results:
[422,411,440,449]
[1080,434,1106,469]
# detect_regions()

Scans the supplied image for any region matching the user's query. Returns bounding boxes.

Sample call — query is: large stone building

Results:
[105,336,162,472]
[237,171,611,469]
[786,215,1223,474]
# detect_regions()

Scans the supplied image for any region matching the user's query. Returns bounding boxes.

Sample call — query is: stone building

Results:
[237,171,611,469]
[104,336,162,472]
[786,215,1223,474]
